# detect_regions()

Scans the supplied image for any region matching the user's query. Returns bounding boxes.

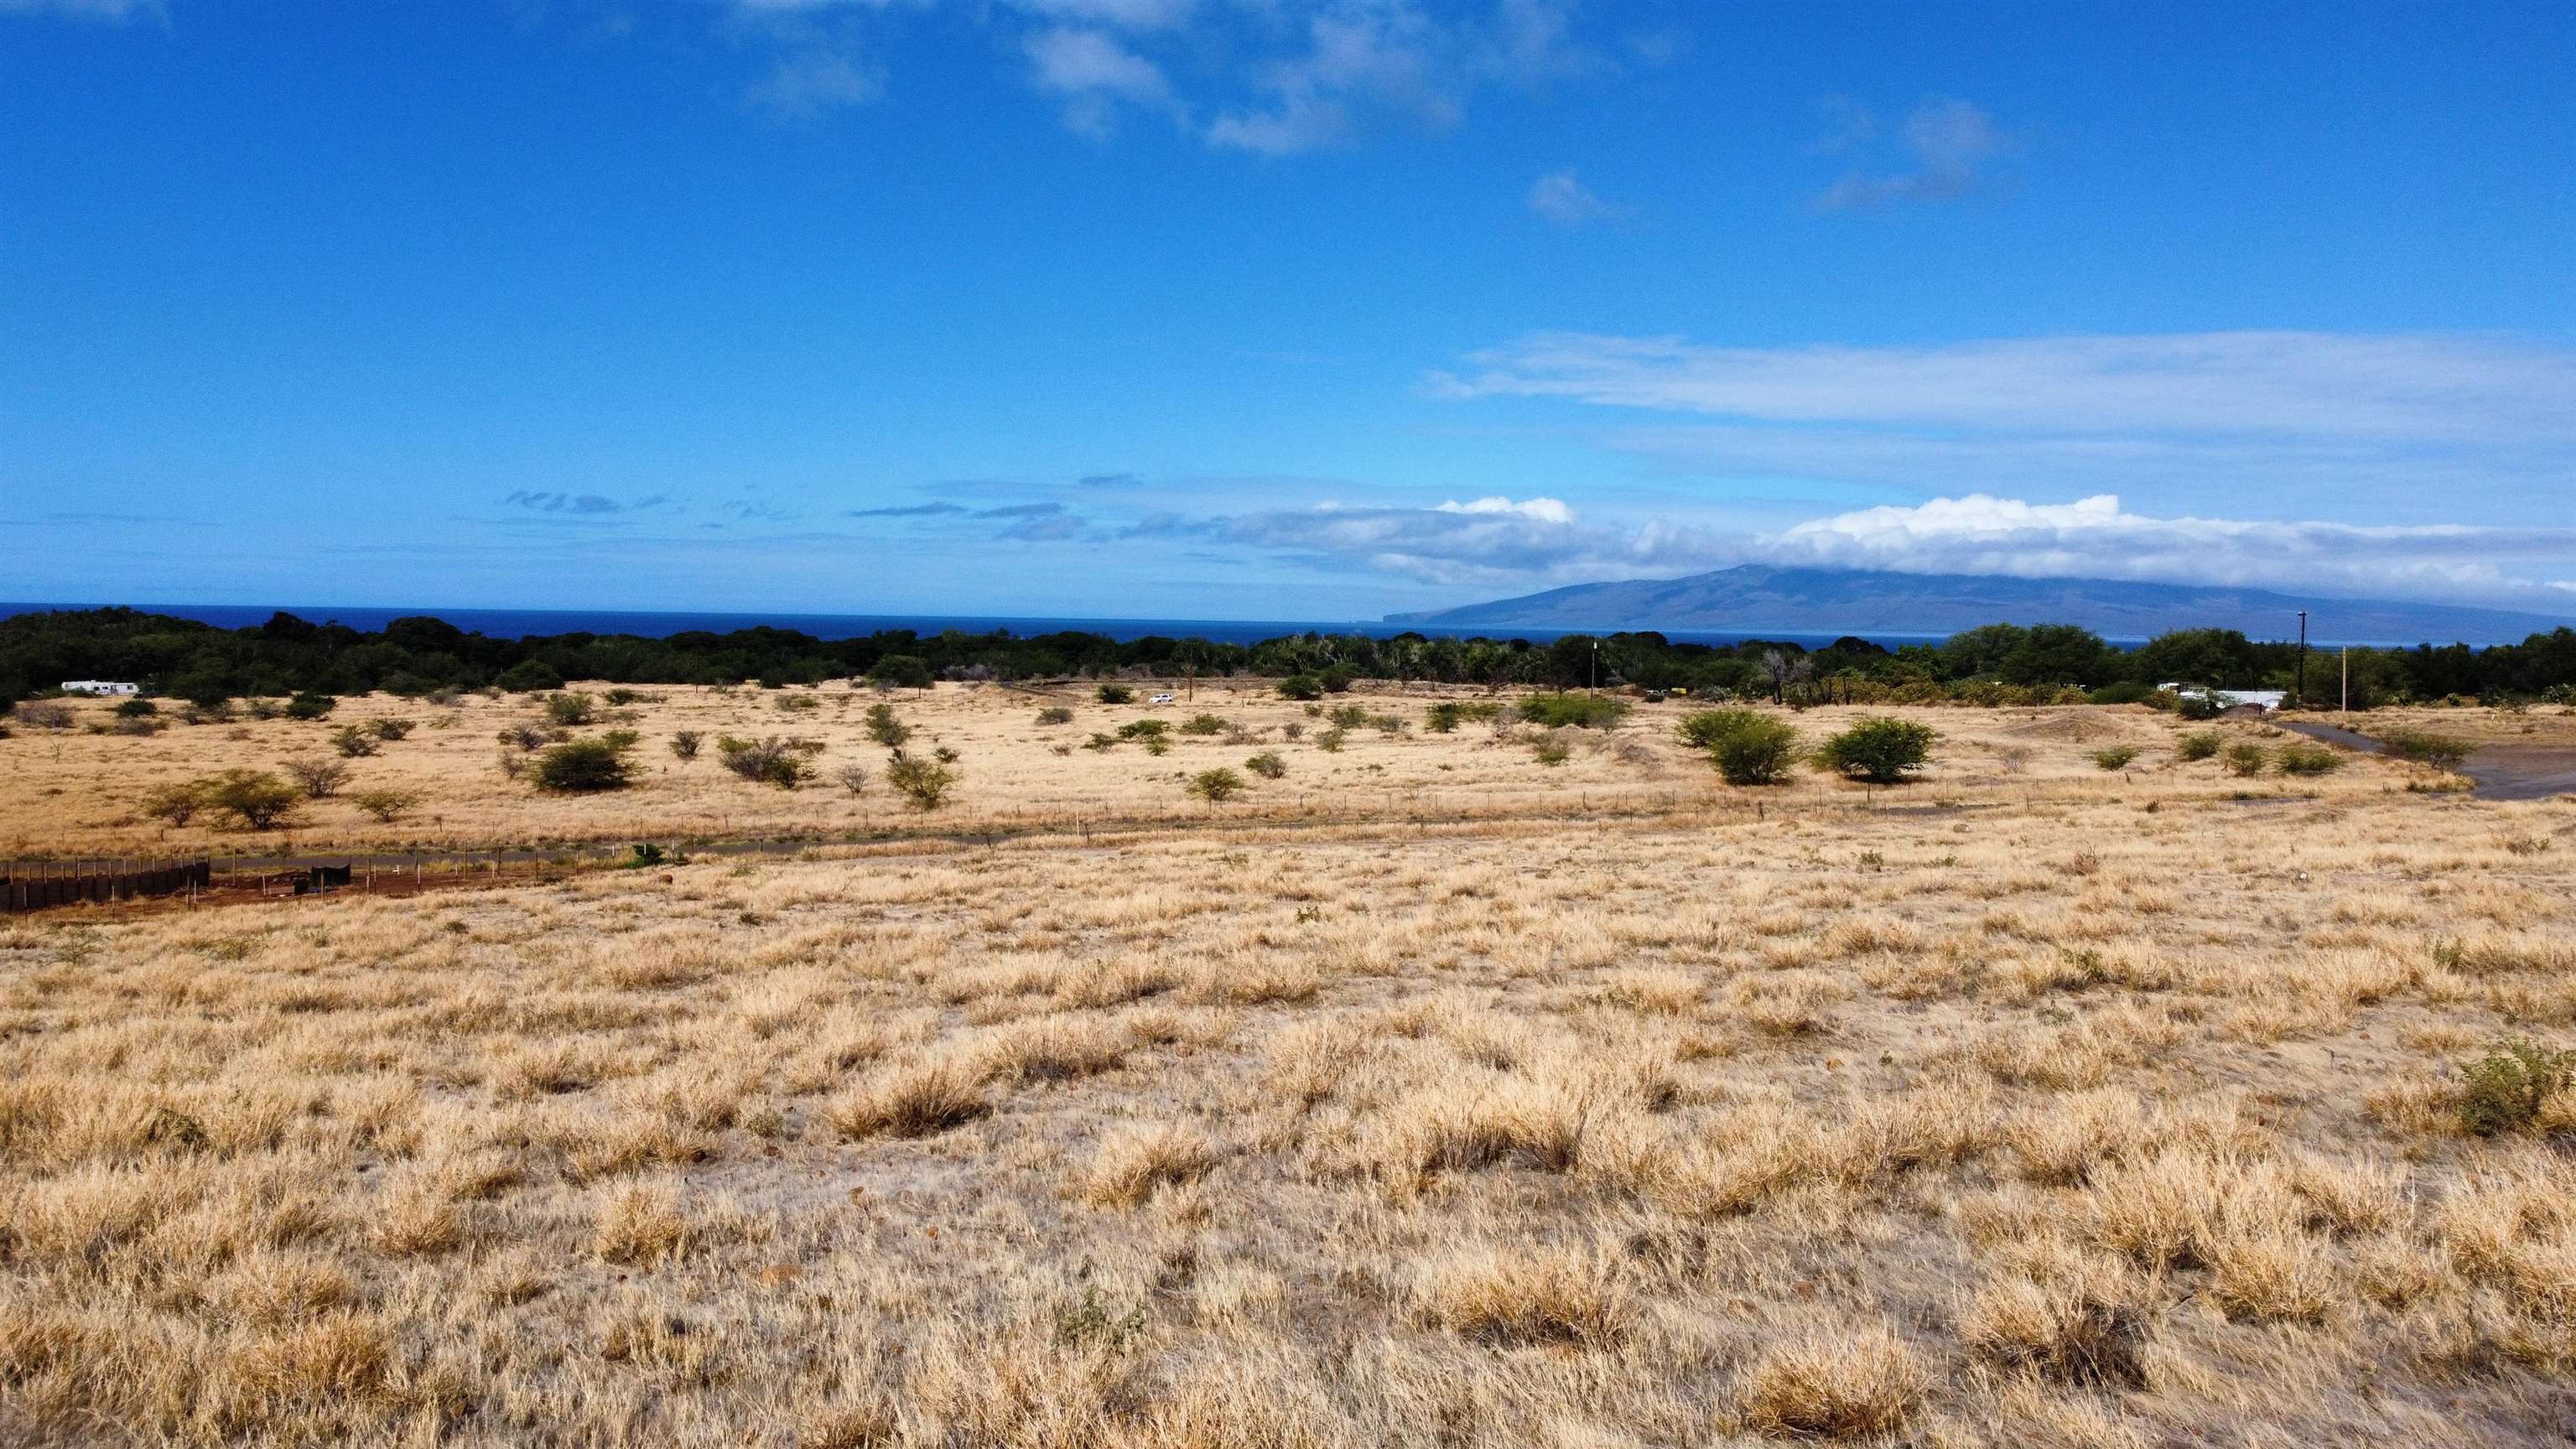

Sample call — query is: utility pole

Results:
[2295,610,2309,709]
[2341,646,2349,714]
[1590,640,1597,691]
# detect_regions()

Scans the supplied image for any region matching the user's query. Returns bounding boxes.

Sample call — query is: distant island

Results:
[1387,565,2575,646]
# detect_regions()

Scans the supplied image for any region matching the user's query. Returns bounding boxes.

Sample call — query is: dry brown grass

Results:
[3,695,2575,1443]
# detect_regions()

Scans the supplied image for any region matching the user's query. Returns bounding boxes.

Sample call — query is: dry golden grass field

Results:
[5,688,2576,1446]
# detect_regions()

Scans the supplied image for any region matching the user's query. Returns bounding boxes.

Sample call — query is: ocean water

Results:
[1,602,1944,652]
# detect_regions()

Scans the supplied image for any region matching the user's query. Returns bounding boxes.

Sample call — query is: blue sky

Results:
[6,0,2573,621]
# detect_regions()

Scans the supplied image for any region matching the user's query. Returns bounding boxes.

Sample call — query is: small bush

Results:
[1426,702,1466,732]
[2087,681,2156,705]
[210,770,300,829]
[543,692,595,727]
[2277,743,2344,776]
[2090,745,2140,771]
[835,763,870,796]
[532,737,636,792]
[11,701,74,730]
[1036,706,1074,725]
[670,730,703,761]
[352,788,420,823]
[496,722,548,751]
[114,698,158,718]
[604,688,643,706]
[283,757,352,798]
[886,750,956,811]
[1679,709,1801,786]
[718,735,814,789]
[2455,1039,2576,1136]
[776,693,822,713]
[867,654,932,689]
[284,690,337,720]
[1532,735,1571,766]
[2223,742,2268,777]
[1315,726,1348,753]
[331,725,380,757]
[2174,692,2224,721]
[496,660,564,693]
[1518,693,1629,730]
[2176,730,2224,761]
[141,781,209,827]
[1180,714,1230,736]
[864,703,911,747]
[1188,768,1246,803]
[1818,718,1937,784]
[1277,674,1324,701]
[1245,750,1287,779]
[1096,683,1135,704]
[368,718,413,740]
[1083,733,1117,752]
[1117,719,1170,740]
[2378,728,2474,771]
[1280,721,1306,741]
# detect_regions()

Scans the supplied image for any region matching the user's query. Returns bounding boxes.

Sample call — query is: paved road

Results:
[2277,719,2576,802]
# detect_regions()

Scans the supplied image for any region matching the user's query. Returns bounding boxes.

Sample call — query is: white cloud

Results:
[1765,492,2576,604]
[1026,25,1173,136]
[713,0,1611,150]
[0,0,161,18]
[1436,495,1573,524]
[1434,329,2576,517]
[746,49,880,117]
[1812,98,2003,210]
[1527,169,1624,225]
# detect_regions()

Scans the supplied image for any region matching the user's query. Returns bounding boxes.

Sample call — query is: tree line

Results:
[4,607,2573,708]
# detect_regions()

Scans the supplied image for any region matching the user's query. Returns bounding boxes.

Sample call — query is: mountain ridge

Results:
[1384,566,2573,645]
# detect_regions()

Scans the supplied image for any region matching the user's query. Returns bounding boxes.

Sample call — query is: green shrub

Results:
[1817,718,1937,784]
[2090,745,2140,771]
[368,718,413,740]
[352,788,420,823]
[2176,730,2224,761]
[1188,768,1246,803]
[718,735,814,789]
[777,693,822,713]
[2223,742,2268,776]
[2277,744,2344,776]
[543,692,595,727]
[329,725,378,757]
[1117,719,1170,740]
[114,699,158,718]
[1277,674,1324,701]
[670,730,703,761]
[1083,733,1117,752]
[532,737,636,792]
[283,757,351,797]
[2377,728,2474,771]
[868,655,933,689]
[1676,709,1801,785]
[1315,726,1347,753]
[496,660,563,693]
[2455,1039,2576,1136]
[1518,693,1629,730]
[1036,706,1074,725]
[2087,681,2155,705]
[1327,704,1368,729]
[209,770,300,828]
[886,750,956,811]
[1531,735,1571,766]
[865,703,912,747]
[141,781,210,827]
[1426,702,1465,732]
[604,688,643,706]
[1180,714,1230,736]
[1245,750,1286,779]
[2174,692,2224,721]
[1096,683,1135,704]
[284,690,337,720]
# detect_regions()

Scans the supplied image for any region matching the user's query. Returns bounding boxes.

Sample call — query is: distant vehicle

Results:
[1149,692,1176,704]
[60,680,139,697]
